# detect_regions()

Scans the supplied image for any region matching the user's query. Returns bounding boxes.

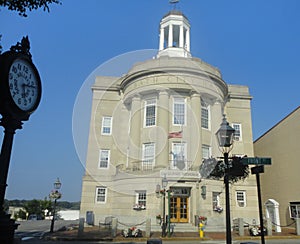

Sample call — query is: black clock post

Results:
[0,37,42,244]
[0,117,22,243]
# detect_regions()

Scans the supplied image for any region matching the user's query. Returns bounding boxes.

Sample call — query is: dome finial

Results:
[169,0,179,9]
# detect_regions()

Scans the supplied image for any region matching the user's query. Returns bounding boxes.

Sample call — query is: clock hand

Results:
[21,83,27,98]
[24,84,36,88]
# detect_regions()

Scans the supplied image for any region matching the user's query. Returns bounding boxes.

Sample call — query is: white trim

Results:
[142,143,155,170]
[172,96,186,126]
[232,123,242,141]
[236,190,246,207]
[202,144,211,159]
[95,186,107,203]
[144,98,156,127]
[101,116,113,135]
[135,190,147,209]
[98,149,110,169]
[201,100,210,130]
[171,142,187,170]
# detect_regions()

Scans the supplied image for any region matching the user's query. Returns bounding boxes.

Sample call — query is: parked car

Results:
[28,214,42,220]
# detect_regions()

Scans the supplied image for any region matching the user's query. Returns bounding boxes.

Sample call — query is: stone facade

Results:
[80,10,259,231]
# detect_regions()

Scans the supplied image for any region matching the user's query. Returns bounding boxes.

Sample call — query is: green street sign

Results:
[241,157,272,165]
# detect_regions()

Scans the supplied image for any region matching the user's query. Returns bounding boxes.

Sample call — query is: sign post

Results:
[242,157,272,244]
[251,165,265,244]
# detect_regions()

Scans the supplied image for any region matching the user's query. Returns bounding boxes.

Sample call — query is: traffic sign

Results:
[241,157,271,165]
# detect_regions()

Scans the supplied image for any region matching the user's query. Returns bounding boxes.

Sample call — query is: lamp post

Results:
[161,175,168,237]
[49,178,62,233]
[216,115,235,244]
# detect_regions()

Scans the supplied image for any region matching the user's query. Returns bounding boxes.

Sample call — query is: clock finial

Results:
[10,36,32,58]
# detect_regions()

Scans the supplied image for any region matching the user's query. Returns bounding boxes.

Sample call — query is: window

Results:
[142,143,155,170]
[95,187,107,203]
[202,145,211,159]
[101,117,112,135]
[144,99,156,127]
[236,191,246,207]
[172,25,180,47]
[290,203,300,218]
[173,97,185,125]
[171,142,187,170]
[212,192,221,210]
[232,123,242,141]
[135,190,147,209]
[99,149,110,168]
[201,100,210,129]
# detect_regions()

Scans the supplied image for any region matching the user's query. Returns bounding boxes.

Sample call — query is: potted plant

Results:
[156,214,161,224]
[199,216,207,225]
[133,204,146,210]
[213,206,223,213]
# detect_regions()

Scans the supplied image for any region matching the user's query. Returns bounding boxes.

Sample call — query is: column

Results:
[159,27,164,51]
[128,95,141,169]
[211,100,223,157]
[185,29,190,51]
[156,90,169,169]
[179,25,184,48]
[168,24,173,47]
[190,92,202,170]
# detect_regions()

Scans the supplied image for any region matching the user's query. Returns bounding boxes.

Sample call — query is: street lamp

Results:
[216,114,235,244]
[161,175,168,237]
[49,178,62,233]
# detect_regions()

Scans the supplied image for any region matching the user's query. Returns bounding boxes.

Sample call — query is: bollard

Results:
[199,222,204,238]
[145,218,151,238]
[238,218,244,236]
[111,218,117,237]
[266,218,272,236]
[77,218,84,237]
[296,218,300,235]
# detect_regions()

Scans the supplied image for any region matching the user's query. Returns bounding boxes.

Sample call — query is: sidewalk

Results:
[44,225,300,242]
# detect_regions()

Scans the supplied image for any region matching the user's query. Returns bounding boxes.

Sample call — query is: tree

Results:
[23,198,52,218]
[0,0,61,52]
[0,0,61,17]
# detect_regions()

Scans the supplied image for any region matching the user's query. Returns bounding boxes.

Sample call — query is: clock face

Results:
[8,58,40,112]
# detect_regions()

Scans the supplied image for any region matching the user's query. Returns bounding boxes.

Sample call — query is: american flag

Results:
[168,131,182,139]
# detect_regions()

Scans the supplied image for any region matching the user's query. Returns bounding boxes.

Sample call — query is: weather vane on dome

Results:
[169,0,179,9]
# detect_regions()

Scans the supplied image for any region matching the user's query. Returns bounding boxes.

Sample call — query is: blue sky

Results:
[0,0,299,201]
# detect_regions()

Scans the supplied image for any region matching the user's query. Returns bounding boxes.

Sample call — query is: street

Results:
[19,239,300,244]
[15,219,78,241]
[15,220,300,244]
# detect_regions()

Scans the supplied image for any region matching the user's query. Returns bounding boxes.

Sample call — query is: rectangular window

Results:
[212,192,221,210]
[101,116,112,135]
[145,99,156,127]
[99,149,110,168]
[95,187,107,203]
[236,190,246,207]
[173,97,185,125]
[171,142,187,170]
[135,190,147,209]
[142,143,155,170]
[232,123,242,141]
[201,100,210,129]
[202,145,211,159]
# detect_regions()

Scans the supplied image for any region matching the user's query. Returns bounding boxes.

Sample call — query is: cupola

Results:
[157,10,191,58]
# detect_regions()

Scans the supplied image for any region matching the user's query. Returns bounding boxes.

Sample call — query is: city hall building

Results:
[80,9,259,231]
